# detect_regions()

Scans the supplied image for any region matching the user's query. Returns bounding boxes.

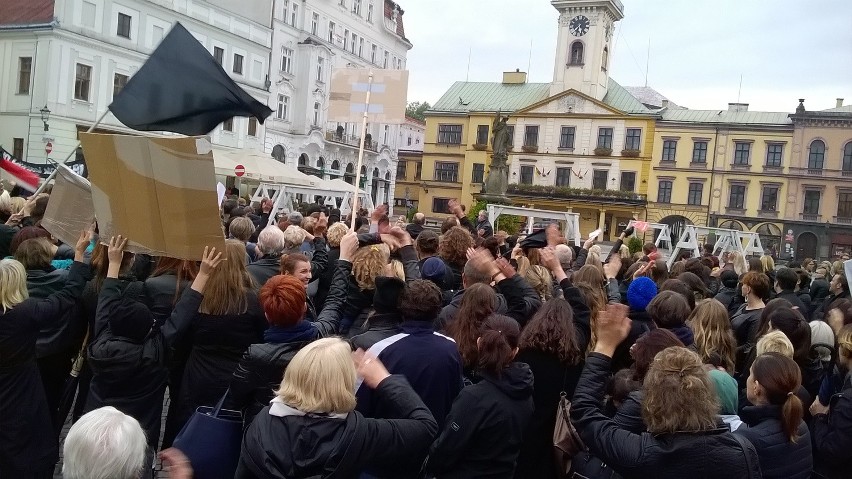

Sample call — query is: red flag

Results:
[0,158,40,191]
[633,220,649,232]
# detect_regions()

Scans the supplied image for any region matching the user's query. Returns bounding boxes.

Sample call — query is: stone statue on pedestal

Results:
[482,112,511,203]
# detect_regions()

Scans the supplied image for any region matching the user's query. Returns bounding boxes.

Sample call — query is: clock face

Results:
[569,15,590,37]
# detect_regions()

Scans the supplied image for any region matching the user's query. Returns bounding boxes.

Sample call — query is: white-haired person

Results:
[235,338,438,478]
[0,228,91,478]
[247,215,328,288]
[63,406,193,479]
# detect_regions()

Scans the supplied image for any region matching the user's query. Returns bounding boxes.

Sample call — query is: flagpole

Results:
[33,109,110,195]
[350,70,374,231]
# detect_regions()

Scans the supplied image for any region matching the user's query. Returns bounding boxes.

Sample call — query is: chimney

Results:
[838,98,845,108]
[502,70,527,84]
[728,102,749,112]
[661,99,669,108]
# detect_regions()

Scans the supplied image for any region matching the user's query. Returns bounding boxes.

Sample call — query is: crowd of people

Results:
[2,186,852,479]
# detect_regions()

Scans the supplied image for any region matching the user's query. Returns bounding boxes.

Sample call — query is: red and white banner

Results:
[0,157,40,191]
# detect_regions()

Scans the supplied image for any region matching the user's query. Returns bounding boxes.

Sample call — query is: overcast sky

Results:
[402,0,852,112]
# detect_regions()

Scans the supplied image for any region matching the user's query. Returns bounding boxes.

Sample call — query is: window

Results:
[556,167,571,187]
[597,127,613,149]
[434,162,459,182]
[476,125,489,145]
[524,125,539,147]
[592,170,608,190]
[290,3,298,26]
[222,118,234,132]
[803,190,821,215]
[415,162,422,179]
[383,125,389,144]
[692,141,707,163]
[112,73,128,97]
[281,47,293,73]
[316,56,324,81]
[328,21,336,43]
[506,125,514,147]
[472,163,485,183]
[808,140,825,170]
[520,165,534,185]
[367,1,374,22]
[432,197,450,213]
[311,12,319,35]
[358,38,364,57]
[74,63,92,101]
[407,136,412,146]
[17,57,32,94]
[838,192,852,219]
[248,117,258,137]
[396,160,406,179]
[213,46,224,65]
[765,143,783,167]
[313,102,321,125]
[383,51,389,68]
[844,143,852,172]
[728,184,746,209]
[687,183,703,206]
[116,13,131,38]
[371,44,377,63]
[733,142,751,165]
[437,124,462,144]
[569,41,584,65]
[277,94,289,119]
[233,54,243,74]
[662,140,677,161]
[350,33,357,53]
[620,172,636,192]
[344,29,349,49]
[625,128,641,150]
[559,126,575,149]
[353,0,362,15]
[761,186,779,212]
[657,180,673,203]
[12,138,23,160]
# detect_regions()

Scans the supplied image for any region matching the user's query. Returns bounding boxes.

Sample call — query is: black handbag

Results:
[172,389,243,479]
[553,368,586,477]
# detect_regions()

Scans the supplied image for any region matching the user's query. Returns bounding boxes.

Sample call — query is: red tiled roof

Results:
[0,0,55,26]
[383,0,408,41]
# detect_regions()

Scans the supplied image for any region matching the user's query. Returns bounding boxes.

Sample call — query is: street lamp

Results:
[39,105,51,131]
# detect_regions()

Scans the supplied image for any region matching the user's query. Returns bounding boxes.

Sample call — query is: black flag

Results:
[109,22,273,135]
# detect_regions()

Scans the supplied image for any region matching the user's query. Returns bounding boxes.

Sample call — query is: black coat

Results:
[144,273,190,327]
[248,236,329,289]
[27,267,86,358]
[571,353,762,479]
[437,274,542,329]
[428,363,534,479]
[731,305,764,375]
[349,312,402,351]
[235,375,438,479]
[810,373,852,479]
[734,404,812,479]
[0,223,17,258]
[313,246,340,312]
[0,261,88,476]
[776,290,809,315]
[85,278,201,449]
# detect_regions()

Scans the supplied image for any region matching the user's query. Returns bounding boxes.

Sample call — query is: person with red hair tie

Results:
[227,231,359,425]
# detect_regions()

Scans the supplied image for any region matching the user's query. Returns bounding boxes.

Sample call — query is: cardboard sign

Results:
[79,133,226,261]
[41,163,95,248]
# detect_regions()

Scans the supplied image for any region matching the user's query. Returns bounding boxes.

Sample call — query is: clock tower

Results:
[550,0,624,99]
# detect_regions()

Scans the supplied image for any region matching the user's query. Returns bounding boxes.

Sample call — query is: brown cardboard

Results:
[78,133,226,261]
[41,163,95,248]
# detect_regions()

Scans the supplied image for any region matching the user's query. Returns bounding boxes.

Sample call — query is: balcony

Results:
[789,166,852,178]
[800,213,822,222]
[325,130,378,152]
[834,216,852,225]
[507,184,647,205]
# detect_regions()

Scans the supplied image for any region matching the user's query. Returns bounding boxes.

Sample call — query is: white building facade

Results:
[0,0,272,170]
[265,0,413,207]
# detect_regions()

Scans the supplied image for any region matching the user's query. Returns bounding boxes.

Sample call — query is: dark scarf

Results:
[668,325,694,346]
[263,321,317,344]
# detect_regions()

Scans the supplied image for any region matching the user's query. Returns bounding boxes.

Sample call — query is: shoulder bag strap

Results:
[731,433,758,478]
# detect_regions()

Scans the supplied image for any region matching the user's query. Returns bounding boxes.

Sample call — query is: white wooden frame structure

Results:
[486,204,581,246]
[664,225,764,268]
[628,221,673,249]
[251,183,375,226]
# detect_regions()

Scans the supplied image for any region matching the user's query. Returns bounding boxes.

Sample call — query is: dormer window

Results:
[569,41,584,65]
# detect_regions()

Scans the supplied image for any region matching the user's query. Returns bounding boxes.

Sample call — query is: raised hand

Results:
[370,204,388,222]
[339,231,360,261]
[386,226,412,248]
[107,235,128,264]
[603,254,622,280]
[4,212,23,226]
[467,247,499,278]
[495,257,516,279]
[594,303,631,357]
[539,246,561,273]
[546,223,562,247]
[198,246,224,276]
[314,212,328,237]
[353,349,391,389]
[74,228,91,260]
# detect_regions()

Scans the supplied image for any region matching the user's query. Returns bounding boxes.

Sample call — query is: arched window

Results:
[271,144,286,163]
[602,47,608,70]
[344,163,355,184]
[361,165,367,176]
[843,142,852,172]
[718,219,744,231]
[298,153,308,166]
[385,171,390,181]
[569,41,584,65]
[317,157,325,169]
[331,160,340,171]
[808,139,825,170]
[373,167,380,178]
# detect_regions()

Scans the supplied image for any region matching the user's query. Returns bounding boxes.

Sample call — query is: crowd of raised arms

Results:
[2,187,852,479]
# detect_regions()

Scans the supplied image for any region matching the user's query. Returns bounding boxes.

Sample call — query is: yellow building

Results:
[646,105,793,254]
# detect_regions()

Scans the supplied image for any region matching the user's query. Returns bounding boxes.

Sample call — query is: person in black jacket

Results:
[715,269,743,316]
[248,217,328,288]
[736,352,812,479]
[0,229,90,479]
[85,236,223,451]
[428,315,534,478]
[227,232,357,425]
[571,303,762,479]
[809,323,852,478]
[774,267,809,313]
[313,221,346,312]
[235,338,438,479]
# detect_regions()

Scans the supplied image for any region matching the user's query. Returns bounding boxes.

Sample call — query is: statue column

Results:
[598,209,607,232]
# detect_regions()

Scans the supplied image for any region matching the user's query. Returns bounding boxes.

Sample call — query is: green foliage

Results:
[405,101,431,121]
[406,207,418,222]
[507,183,645,200]
[468,200,521,235]
[627,236,643,255]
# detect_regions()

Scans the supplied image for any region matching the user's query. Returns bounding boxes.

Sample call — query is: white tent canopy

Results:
[213,149,320,187]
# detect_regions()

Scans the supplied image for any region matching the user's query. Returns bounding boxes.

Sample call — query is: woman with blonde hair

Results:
[235,338,438,478]
[727,251,748,276]
[517,254,553,302]
[571,304,762,478]
[689,299,737,372]
[574,264,609,351]
[164,239,267,446]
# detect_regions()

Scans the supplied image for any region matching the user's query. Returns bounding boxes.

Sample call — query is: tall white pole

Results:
[34,108,110,195]
[350,70,374,230]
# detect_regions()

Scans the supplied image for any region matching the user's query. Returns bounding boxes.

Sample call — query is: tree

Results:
[405,101,431,121]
